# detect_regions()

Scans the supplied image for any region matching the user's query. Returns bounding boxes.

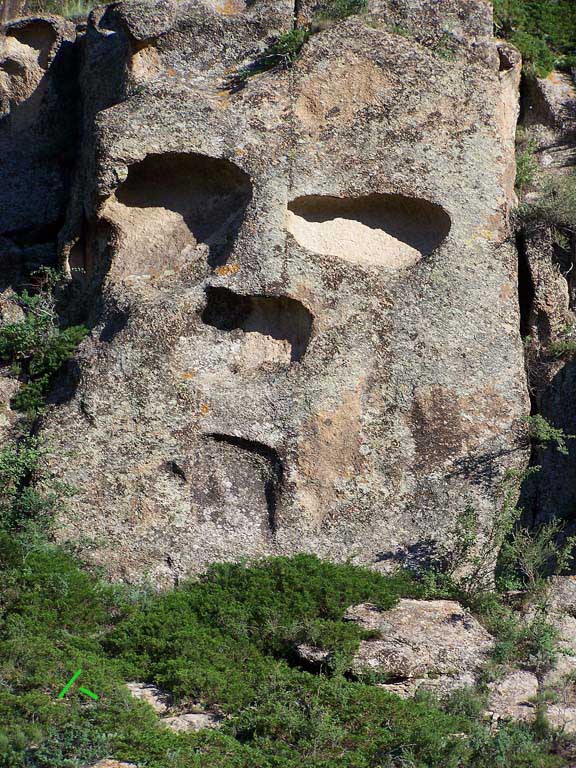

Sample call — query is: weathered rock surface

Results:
[125,681,170,714]
[1,0,529,584]
[89,762,137,768]
[161,712,224,732]
[344,600,494,691]
[125,681,223,733]
[486,670,539,723]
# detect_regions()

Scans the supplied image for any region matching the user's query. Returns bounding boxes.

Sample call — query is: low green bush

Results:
[516,137,539,193]
[316,0,368,21]
[0,546,566,768]
[523,414,575,456]
[520,176,576,234]
[230,28,312,88]
[494,0,576,76]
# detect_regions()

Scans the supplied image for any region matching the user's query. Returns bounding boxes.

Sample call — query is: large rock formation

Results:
[2,0,529,584]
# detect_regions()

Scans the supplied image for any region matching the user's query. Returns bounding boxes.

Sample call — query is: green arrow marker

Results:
[79,686,99,701]
[58,669,82,699]
[57,669,99,700]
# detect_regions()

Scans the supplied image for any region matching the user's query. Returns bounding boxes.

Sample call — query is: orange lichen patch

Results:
[499,283,514,303]
[295,384,365,527]
[215,262,240,276]
[200,403,210,415]
[216,0,244,15]
[180,370,196,380]
[131,45,161,81]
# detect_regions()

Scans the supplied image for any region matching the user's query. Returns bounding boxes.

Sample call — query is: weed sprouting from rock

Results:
[0,268,88,415]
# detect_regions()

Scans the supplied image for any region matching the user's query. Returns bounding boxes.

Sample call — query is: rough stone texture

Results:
[486,670,539,723]
[125,681,170,714]
[161,712,223,732]
[89,762,137,768]
[344,600,494,686]
[125,680,223,733]
[0,0,527,584]
[378,672,476,700]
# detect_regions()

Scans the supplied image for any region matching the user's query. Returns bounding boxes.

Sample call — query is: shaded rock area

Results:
[0,13,79,435]
[1,0,525,585]
[125,681,223,733]
[518,71,576,529]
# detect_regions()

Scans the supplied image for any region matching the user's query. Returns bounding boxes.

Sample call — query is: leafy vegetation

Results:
[0,404,571,768]
[494,0,576,76]
[515,135,539,193]
[523,414,575,456]
[315,0,368,22]
[228,0,367,89]
[0,542,569,768]
[0,270,88,415]
[22,0,92,18]
[520,175,576,236]
[229,28,312,89]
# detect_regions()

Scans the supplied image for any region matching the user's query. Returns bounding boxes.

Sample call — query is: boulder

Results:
[486,670,539,723]
[345,600,494,684]
[125,680,223,733]
[294,599,494,697]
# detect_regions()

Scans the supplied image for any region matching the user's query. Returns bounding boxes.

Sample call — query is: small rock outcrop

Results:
[486,670,539,723]
[125,681,223,733]
[297,599,495,696]
[344,600,494,695]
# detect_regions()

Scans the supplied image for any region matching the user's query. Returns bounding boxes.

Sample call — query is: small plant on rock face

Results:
[315,0,368,21]
[422,469,532,599]
[0,436,70,535]
[519,175,576,234]
[523,415,575,456]
[515,137,539,193]
[228,28,312,89]
[0,269,88,415]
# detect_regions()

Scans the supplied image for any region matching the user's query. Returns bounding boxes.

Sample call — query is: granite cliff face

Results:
[0,0,531,584]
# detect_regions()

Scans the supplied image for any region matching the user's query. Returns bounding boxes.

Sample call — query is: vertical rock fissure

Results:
[207,434,283,534]
[293,0,301,29]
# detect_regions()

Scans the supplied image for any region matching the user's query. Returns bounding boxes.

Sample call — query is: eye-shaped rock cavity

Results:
[202,287,313,363]
[286,194,451,268]
[107,152,252,276]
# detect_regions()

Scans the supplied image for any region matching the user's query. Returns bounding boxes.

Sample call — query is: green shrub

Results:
[0,273,88,415]
[523,414,574,455]
[230,28,312,88]
[494,0,576,76]
[515,138,539,193]
[0,547,565,768]
[20,0,92,18]
[547,339,576,359]
[520,175,576,233]
[316,0,368,21]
